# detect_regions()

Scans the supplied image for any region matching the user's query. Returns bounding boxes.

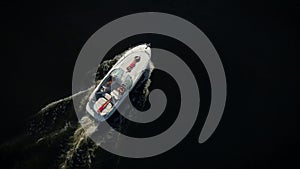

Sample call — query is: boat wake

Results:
[1,53,154,169]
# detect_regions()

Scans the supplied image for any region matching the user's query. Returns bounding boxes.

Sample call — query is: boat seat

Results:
[111,90,120,100]
[94,98,113,116]
[104,93,112,100]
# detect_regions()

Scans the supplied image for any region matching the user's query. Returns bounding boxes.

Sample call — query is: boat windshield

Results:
[123,75,133,89]
[110,68,132,89]
[110,68,124,80]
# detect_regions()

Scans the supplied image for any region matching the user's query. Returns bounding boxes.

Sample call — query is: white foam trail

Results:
[79,116,98,136]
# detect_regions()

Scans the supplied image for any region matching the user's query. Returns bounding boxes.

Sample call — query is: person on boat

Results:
[96,76,113,98]
[134,55,141,62]
[127,56,141,72]
[111,85,126,103]
[117,85,125,95]
[103,76,113,91]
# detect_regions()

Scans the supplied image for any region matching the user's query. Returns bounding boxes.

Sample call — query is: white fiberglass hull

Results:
[86,44,151,122]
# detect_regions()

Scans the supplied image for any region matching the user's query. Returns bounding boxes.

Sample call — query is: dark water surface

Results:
[2,0,299,169]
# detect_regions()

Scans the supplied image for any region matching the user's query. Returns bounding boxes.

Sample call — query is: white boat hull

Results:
[86,44,151,122]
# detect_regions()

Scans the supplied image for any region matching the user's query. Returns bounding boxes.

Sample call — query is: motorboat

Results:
[86,44,151,122]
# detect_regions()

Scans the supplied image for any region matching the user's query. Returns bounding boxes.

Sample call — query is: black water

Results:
[2,1,299,169]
